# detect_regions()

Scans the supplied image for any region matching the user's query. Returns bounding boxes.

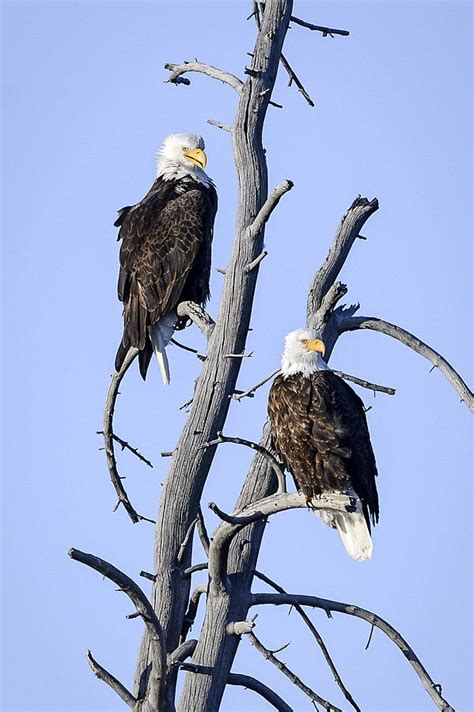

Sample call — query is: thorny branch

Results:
[252,592,455,712]
[247,630,343,712]
[97,430,153,468]
[69,548,167,709]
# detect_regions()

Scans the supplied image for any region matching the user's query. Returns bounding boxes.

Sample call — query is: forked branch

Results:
[251,592,454,712]
[69,548,167,709]
[208,491,359,594]
[246,631,343,712]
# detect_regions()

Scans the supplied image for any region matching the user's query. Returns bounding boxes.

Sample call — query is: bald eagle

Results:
[268,329,379,561]
[114,133,218,383]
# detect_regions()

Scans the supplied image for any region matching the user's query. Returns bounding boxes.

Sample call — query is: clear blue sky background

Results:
[1,2,472,711]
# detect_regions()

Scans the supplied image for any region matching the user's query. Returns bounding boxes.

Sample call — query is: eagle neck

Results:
[281,354,331,379]
[156,159,213,188]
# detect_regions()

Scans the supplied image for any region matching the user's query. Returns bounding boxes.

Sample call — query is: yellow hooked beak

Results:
[183,147,207,169]
[305,338,326,357]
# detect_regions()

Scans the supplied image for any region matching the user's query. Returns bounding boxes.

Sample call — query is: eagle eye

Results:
[301,339,308,345]
[182,146,189,152]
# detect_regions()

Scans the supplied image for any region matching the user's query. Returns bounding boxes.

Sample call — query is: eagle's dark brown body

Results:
[114,175,217,378]
[268,370,379,528]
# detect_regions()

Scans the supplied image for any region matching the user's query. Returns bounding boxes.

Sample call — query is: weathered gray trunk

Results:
[134,2,294,708]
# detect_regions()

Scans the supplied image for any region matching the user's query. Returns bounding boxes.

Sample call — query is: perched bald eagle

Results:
[114,133,217,383]
[268,329,379,560]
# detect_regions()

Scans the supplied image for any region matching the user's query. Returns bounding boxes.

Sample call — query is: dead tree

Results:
[70,2,473,710]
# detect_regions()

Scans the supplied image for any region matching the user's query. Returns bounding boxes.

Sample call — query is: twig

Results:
[248,180,294,238]
[247,631,343,712]
[232,368,280,401]
[224,351,253,358]
[102,347,154,523]
[199,432,286,493]
[280,52,315,107]
[207,118,232,132]
[97,430,153,468]
[339,316,474,412]
[332,370,396,396]
[86,650,136,708]
[252,592,455,712]
[227,672,293,712]
[245,250,268,273]
[140,570,157,582]
[170,337,205,362]
[165,61,243,93]
[254,571,361,712]
[176,301,215,340]
[290,15,350,37]
[365,622,375,650]
[69,548,167,709]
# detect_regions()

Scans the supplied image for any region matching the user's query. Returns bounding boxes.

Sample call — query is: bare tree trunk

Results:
[134,2,294,707]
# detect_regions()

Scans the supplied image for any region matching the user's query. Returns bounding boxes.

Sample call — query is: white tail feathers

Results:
[334,512,373,561]
[149,312,178,384]
[312,504,373,561]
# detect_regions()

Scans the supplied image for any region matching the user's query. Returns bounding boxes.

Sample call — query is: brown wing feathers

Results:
[268,371,379,527]
[115,177,217,377]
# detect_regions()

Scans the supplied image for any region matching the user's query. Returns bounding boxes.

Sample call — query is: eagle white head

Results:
[156,132,212,186]
[281,328,329,378]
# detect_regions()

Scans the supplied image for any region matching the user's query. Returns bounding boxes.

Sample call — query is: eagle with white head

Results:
[268,328,379,560]
[114,133,217,382]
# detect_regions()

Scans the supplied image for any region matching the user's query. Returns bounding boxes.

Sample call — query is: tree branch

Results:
[208,491,358,595]
[279,52,315,106]
[164,62,243,92]
[69,548,167,709]
[231,368,280,401]
[176,301,215,340]
[227,672,293,712]
[339,316,473,411]
[97,430,154,468]
[198,431,286,494]
[252,592,454,712]
[207,118,232,132]
[246,631,343,712]
[102,347,155,523]
[307,196,379,327]
[254,571,361,712]
[248,180,294,238]
[332,370,396,396]
[86,650,136,708]
[290,15,350,37]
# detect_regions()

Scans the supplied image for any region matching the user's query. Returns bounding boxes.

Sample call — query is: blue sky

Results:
[1,1,472,711]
